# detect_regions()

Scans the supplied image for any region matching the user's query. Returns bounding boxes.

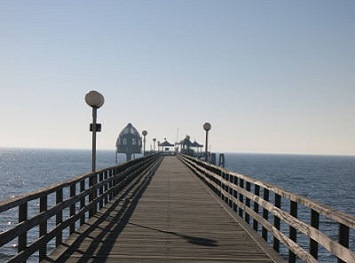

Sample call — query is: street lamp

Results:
[142,130,148,156]
[85,90,105,172]
[203,122,211,162]
[153,138,156,152]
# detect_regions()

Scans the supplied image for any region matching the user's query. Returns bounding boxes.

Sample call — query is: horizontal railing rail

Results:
[0,154,162,263]
[178,153,355,263]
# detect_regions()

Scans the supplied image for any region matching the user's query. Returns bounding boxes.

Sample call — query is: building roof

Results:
[158,140,174,147]
[116,123,142,154]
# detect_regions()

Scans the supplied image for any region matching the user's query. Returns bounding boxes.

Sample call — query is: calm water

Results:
[225,153,355,216]
[0,148,125,202]
[1,148,354,262]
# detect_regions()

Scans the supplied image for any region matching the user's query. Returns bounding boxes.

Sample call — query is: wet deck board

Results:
[44,156,284,262]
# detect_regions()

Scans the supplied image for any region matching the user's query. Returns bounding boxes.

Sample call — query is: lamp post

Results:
[153,138,156,152]
[85,90,105,172]
[142,130,148,156]
[203,122,211,162]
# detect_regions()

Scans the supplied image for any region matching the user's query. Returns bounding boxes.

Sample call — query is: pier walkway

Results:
[44,156,283,262]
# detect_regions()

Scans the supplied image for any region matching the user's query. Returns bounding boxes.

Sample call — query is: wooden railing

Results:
[178,154,355,263]
[0,154,162,263]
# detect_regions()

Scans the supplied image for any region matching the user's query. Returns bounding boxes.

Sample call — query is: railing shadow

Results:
[48,167,155,263]
[128,222,218,247]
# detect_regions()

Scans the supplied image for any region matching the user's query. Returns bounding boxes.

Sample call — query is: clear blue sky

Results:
[1,1,354,155]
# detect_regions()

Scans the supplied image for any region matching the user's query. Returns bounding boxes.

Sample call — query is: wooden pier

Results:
[1,153,355,262]
[44,156,283,262]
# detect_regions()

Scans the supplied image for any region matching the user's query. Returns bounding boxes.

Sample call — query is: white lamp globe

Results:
[85,90,105,108]
[203,122,211,131]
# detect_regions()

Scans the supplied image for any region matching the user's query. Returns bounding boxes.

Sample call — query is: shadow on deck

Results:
[43,156,284,263]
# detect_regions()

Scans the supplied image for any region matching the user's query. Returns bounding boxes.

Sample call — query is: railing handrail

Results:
[0,156,149,213]
[0,153,162,262]
[220,163,355,228]
[178,153,355,263]
[180,153,355,227]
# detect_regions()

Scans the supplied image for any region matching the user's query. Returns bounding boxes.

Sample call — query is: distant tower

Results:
[116,123,142,162]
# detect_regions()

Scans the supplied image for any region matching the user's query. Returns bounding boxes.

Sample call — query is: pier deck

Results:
[44,156,284,262]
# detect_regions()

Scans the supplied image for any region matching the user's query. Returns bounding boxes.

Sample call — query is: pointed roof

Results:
[159,140,174,147]
[116,123,142,154]
[191,140,203,147]
[118,123,140,137]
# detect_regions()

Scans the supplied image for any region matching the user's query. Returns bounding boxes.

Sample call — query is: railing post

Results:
[70,184,76,234]
[310,209,319,260]
[338,223,350,263]
[99,172,104,209]
[114,167,122,196]
[39,195,48,261]
[274,193,281,252]
[289,200,298,263]
[89,173,97,217]
[115,167,121,195]
[262,188,269,241]
[56,188,63,247]
[108,169,112,201]
[225,172,229,204]
[227,173,232,207]
[238,178,244,218]
[39,196,48,261]
[219,170,224,199]
[253,185,260,231]
[229,173,234,208]
[80,179,85,226]
[104,170,109,205]
[18,202,28,253]
[232,175,238,212]
[245,181,251,224]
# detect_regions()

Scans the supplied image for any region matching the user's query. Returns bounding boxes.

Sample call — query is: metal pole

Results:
[205,130,209,162]
[92,107,97,172]
[143,135,146,156]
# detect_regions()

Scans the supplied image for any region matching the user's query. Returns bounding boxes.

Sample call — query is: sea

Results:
[0,148,354,262]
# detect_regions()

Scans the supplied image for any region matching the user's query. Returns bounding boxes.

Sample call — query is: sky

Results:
[0,1,354,155]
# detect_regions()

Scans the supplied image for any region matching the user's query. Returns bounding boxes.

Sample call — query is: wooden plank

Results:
[44,156,285,263]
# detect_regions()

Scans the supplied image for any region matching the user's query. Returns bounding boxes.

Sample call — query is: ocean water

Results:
[0,148,354,262]
[0,148,126,202]
[224,153,355,216]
